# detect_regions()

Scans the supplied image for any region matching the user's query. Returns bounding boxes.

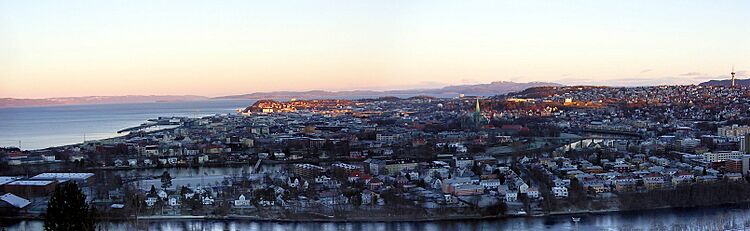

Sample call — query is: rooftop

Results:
[0,193,31,209]
[31,173,94,180]
[5,180,55,186]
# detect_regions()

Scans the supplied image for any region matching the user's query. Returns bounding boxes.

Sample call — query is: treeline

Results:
[618,180,750,210]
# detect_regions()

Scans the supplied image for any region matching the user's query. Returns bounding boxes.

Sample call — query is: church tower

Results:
[475,97,481,114]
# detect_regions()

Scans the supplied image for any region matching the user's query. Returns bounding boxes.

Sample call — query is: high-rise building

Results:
[742,134,750,153]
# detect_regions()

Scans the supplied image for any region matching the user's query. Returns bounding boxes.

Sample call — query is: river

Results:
[4,203,750,230]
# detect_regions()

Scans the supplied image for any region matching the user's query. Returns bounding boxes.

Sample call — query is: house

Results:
[145,197,158,207]
[202,196,215,205]
[168,196,180,207]
[319,190,348,206]
[671,171,694,186]
[552,187,568,198]
[554,179,571,188]
[614,177,637,192]
[157,190,168,199]
[515,180,529,193]
[505,191,518,202]
[197,155,209,164]
[444,194,457,204]
[479,179,501,189]
[641,173,665,190]
[526,187,540,199]
[234,194,251,207]
[366,178,383,190]
[128,159,138,167]
[361,190,374,205]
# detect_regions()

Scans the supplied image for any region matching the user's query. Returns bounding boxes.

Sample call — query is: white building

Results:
[552,186,568,198]
[703,151,743,162]
[234,194,251,207]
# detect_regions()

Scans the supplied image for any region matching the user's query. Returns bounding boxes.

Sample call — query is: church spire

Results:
[475,97,481,113]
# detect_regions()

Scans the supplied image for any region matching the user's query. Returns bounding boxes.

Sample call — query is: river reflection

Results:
[6,204,750,231]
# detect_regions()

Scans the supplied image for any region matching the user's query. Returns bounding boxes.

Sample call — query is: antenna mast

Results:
[731,65,736,88]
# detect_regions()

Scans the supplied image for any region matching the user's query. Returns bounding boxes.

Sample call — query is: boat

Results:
[572,217,581,223]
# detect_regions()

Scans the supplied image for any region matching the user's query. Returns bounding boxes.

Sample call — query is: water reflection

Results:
[6,204,750,231]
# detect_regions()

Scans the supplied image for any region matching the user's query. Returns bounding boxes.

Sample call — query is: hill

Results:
[0,95,208,108]
[699,78,750,87]
[215,81,562,100]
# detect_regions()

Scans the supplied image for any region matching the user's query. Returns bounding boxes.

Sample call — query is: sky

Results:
[0,0,748,98]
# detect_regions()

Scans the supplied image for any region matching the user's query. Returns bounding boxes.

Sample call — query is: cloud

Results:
[640,69,652,73]
[681,72,704,76]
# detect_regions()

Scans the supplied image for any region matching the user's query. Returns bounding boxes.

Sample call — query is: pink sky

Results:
[1,1,748,98]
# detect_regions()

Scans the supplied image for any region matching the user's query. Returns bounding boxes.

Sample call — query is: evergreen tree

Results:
[161,171,173,190]
[44,182,96,231]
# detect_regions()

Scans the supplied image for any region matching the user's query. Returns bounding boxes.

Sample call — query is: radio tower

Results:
[732,66,735,88]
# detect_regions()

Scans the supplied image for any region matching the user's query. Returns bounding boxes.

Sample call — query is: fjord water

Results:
[5,203,750,230]
[0,100,252,150]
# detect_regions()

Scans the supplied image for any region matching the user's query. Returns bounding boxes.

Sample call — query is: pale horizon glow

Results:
[1,1,748,98]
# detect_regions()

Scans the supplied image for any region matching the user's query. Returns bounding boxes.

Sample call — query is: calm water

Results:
[0,100,253,150]
[4,204,750,230]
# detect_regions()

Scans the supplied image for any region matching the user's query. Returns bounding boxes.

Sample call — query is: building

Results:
[452,184,484,196]
[526,187,540,199]
[741,134,750,153]
[726,159,743,173]
[383,159,418,175]
[234,194,251,207]
[0,193,31,215]
[642,174,665,190]
[293,164,325,179]
[30,173,94,186]
[718,125,750,138]
[2,180,57,197]
[452,156,474,169]
[703,151,743,163]
[552,186,568,198]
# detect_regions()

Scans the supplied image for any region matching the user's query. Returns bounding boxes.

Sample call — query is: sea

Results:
[0,100,253,150]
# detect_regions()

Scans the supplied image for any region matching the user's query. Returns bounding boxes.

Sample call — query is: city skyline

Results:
[1,0,749,98]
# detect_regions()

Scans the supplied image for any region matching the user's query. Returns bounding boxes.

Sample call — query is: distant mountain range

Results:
[0,95,208,108]
[214,81,563,100]
[699,78,750,87]
[0,81,561,108]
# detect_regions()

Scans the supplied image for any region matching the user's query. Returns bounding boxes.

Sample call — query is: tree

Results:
[149,185,157,196]
[44,183,96,231]
[161,171,173,190]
